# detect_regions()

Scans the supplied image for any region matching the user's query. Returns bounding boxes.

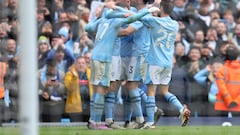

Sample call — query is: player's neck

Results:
[160,13,169,17]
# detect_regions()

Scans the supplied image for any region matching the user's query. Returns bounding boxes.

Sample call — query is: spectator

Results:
[215,45,240,113]
[191,30,205,47]
[4,58,19,122]
[213,41,231,63]
[216,21,229,42]
[182,46,206,116]
[73,32,94,58]
[38,58,66,122]
[232,23,240,50]
[222,9,236,33]
[39,21,53,39]
[0,38,18,62]
[84,51,91,67]
[174,41,188,66]
[76,6,90,38]
[194,61,224,115]
[0,23,10,54]
[38,36,51,69]
[198,0,212,27]
[64,56,93,122]
[49,33,61,49]
[58,26,75,55]
[205,27,220,56]
[0,59,8,126]
[37,0,51,22]
[46,43,75,73]
[37,9,49,37]
[201,43,214,65]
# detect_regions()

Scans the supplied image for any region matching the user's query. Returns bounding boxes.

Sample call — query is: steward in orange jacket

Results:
[215,46,240,112]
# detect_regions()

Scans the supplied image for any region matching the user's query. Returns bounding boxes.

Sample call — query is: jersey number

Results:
[155,29,175,49]
[96,23,109,41]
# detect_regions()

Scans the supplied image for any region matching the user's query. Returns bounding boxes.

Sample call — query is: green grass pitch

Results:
[1,126,240,135]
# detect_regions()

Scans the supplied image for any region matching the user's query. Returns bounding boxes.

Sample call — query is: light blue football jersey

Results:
[141,16,179,68]
[85,8,150,62]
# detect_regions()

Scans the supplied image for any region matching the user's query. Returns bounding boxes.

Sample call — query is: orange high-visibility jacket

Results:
[215,60,240,112]
[0,62,7,98]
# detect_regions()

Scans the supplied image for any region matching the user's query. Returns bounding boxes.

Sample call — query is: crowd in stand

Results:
[0,0,240,125]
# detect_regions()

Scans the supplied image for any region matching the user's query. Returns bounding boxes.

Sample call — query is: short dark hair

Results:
[160,0,174,15]
[225,46,239,61]
[116,2,128,8]
[46,58,57,67]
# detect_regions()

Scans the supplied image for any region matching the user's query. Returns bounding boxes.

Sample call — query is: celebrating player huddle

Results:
[85,0,190,130]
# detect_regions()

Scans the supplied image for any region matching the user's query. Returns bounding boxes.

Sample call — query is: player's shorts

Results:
[110,56,122,81]
[143,65,172,85]
[127,55,146,81]
[120,56,129,80]
[90,60,112,87]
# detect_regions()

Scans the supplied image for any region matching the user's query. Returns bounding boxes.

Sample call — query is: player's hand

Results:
[148,7,160,13]
[123,12,133,18]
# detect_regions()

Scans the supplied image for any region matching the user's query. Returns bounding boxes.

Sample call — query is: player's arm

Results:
[105,6,134,19]
[118,21,143,36]
[85,18,101,33]
[123,7,159,24]
[85,6,103,33]
[118,26,136,36]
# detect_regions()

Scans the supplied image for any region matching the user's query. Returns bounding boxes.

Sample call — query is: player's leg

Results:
[89,60,111,130]
[160,84,190,126]
[159,67,190,126]
[105,80,125,129]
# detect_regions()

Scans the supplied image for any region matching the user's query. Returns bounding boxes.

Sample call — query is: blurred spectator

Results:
[209,9,221,21]
[182,46,207,116]
[191,30,205,47]
[38,58,66,122]
[73,32,93,58]
[216,0,238,17]
[213,41,231,63]
[37,0,51,22]
[171,0,187,21]
[194,61,224,115]
[38,36,51,69]
[39,21,53,39]
[179,7,208,42]
[64,56,93,122]
[216,21,229,42]
[174,41,188,66]
[58,26,75,55]
[222,9,236,33]
[46,45,75,73]
[37,8,49,37]
[205,27,220,56]
[0,22,10,54]
[0,59,8,126]
[198,0,212,27]
[175,31,191,55]
[49,33,61,49]
[0,38,18,62]
[6,0,18,21]
[52,0,65,23]
[201,43,214,65]
[232,23,240,50]
[4,58,19,122]
[84,51,91,67]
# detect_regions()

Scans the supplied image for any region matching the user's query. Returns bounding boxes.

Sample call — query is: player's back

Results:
[144,16,179,68]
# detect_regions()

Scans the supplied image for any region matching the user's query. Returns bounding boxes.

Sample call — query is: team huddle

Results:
[85,0,190,130]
